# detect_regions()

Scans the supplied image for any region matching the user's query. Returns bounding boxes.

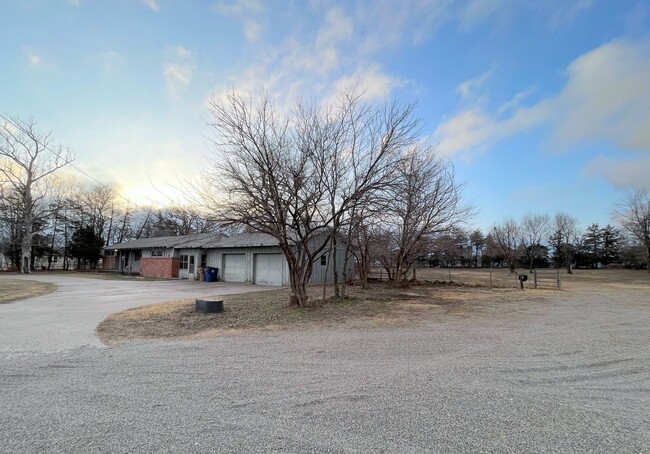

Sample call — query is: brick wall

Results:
[140,257,179,279]
[103,256,117,271]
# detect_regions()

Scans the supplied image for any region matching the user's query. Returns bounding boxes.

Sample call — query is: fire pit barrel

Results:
[195,299,224,313]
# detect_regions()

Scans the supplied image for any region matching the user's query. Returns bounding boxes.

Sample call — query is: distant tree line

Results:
[413,213,646,273]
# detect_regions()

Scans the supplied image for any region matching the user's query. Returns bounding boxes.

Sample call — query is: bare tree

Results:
[0,116,75,273]
[491,218,520,272]
[378,147,471,285]
[615,188,650,272]
[199,91,417,306]
[520,213,551,271]
[552,212,580,274]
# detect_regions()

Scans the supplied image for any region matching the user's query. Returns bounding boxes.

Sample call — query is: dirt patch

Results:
[0,279,57,303]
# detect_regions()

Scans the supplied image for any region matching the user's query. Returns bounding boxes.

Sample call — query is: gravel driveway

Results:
[1,274,648,453]
[0,273,274,354]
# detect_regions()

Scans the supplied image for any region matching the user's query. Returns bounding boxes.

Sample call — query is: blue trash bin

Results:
[204,267,218,282]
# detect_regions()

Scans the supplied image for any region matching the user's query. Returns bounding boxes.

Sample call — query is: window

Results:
[189,256,195,273]
[179,255,189,270]
[134,251,141,261]
[320,255,327,266]
[200,253,207,268]
[151,250,163,257]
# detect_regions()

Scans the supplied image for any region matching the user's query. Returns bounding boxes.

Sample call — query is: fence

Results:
[367,267,561,289]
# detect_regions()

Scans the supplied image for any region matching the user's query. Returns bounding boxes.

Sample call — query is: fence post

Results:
[448,268,452,283]
[556,269,560,289]
[534,270,537,289]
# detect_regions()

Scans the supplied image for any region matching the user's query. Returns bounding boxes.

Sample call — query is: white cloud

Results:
[23,47,45,68]
[546,0,594,29]
[214,0,264,16]
[244,21,261,42]
[325,65,404,106]
[457,67,494,101]
[586,155,650,189]
[548,38,650,151]
[164,46,195,99]
[141,0,160,12]
[165,64,194,98]
[434,38,650,160]
[174,45,192,59]
[459,0,508,30]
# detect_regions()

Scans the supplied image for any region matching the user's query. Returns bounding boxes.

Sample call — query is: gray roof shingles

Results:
[106,232,279,250]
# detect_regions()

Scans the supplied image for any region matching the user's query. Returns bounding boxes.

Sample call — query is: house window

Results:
[200,253,207,268]
[189,256,195,274]
[179,255,189,270]
[320,255,327,266]
[151,250,163,257]
[52,256,58,263]
[134,251,141,261]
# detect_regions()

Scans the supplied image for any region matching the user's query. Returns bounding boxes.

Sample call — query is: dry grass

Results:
[96,282,544,345]
[0,279,57,303]
[96,269,649,345]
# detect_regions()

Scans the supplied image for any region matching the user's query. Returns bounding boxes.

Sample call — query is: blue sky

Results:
[1,0,649,232]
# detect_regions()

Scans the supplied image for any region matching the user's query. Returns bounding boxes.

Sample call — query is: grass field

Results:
[0,279,57,303]
[382,266,650,290]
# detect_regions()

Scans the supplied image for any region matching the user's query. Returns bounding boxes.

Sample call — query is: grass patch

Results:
[96,283,488,345]
[0,279,57,303]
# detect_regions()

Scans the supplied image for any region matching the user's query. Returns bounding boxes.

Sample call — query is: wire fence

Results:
[368,267,561,289]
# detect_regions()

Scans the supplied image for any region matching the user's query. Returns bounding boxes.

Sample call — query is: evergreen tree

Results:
[68,225,105,271]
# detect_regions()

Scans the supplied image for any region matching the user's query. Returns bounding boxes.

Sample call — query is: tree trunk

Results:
[331,236,340,298]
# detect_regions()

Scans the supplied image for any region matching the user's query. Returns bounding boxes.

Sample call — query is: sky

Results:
[1,0,649,232]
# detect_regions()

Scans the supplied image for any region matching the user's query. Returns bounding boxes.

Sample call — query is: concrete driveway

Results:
[0,273,275,354]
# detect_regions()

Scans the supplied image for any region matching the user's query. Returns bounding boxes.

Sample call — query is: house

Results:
[103,232,348,286]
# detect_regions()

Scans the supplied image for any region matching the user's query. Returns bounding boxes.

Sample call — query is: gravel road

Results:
[1,280,648,453]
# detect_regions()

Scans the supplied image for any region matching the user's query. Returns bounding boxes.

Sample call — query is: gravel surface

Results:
[0,274,274,354]
[1,283,648,453]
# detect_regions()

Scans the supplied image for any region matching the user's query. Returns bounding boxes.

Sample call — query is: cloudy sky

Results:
[1,0,649,230]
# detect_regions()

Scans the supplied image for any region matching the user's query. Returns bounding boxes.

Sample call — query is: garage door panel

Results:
[254,254,283,286]
[223,254,245,282]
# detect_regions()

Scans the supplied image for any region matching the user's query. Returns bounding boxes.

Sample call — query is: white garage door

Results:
[223,254,246,282]
[254,254,284,286]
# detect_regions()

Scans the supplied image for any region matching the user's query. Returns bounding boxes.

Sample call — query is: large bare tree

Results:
[520,213,551,271]
[552,212,580,274]
[491,218,520,272]
[200,91,417,306]
[377,147,471,285]
[615,188,650,271]
[0,116,74,273]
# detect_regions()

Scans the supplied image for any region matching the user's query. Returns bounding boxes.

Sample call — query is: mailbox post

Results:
[518,274,528,290]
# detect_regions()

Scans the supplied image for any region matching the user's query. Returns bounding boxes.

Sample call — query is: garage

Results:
[222,254,246,282]
[254,253,284,286]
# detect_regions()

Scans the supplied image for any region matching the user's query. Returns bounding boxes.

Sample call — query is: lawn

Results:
[0,279,57,303]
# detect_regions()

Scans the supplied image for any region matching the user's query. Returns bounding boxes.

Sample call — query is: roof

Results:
[107,233,222,250]
[106,232,279,250]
